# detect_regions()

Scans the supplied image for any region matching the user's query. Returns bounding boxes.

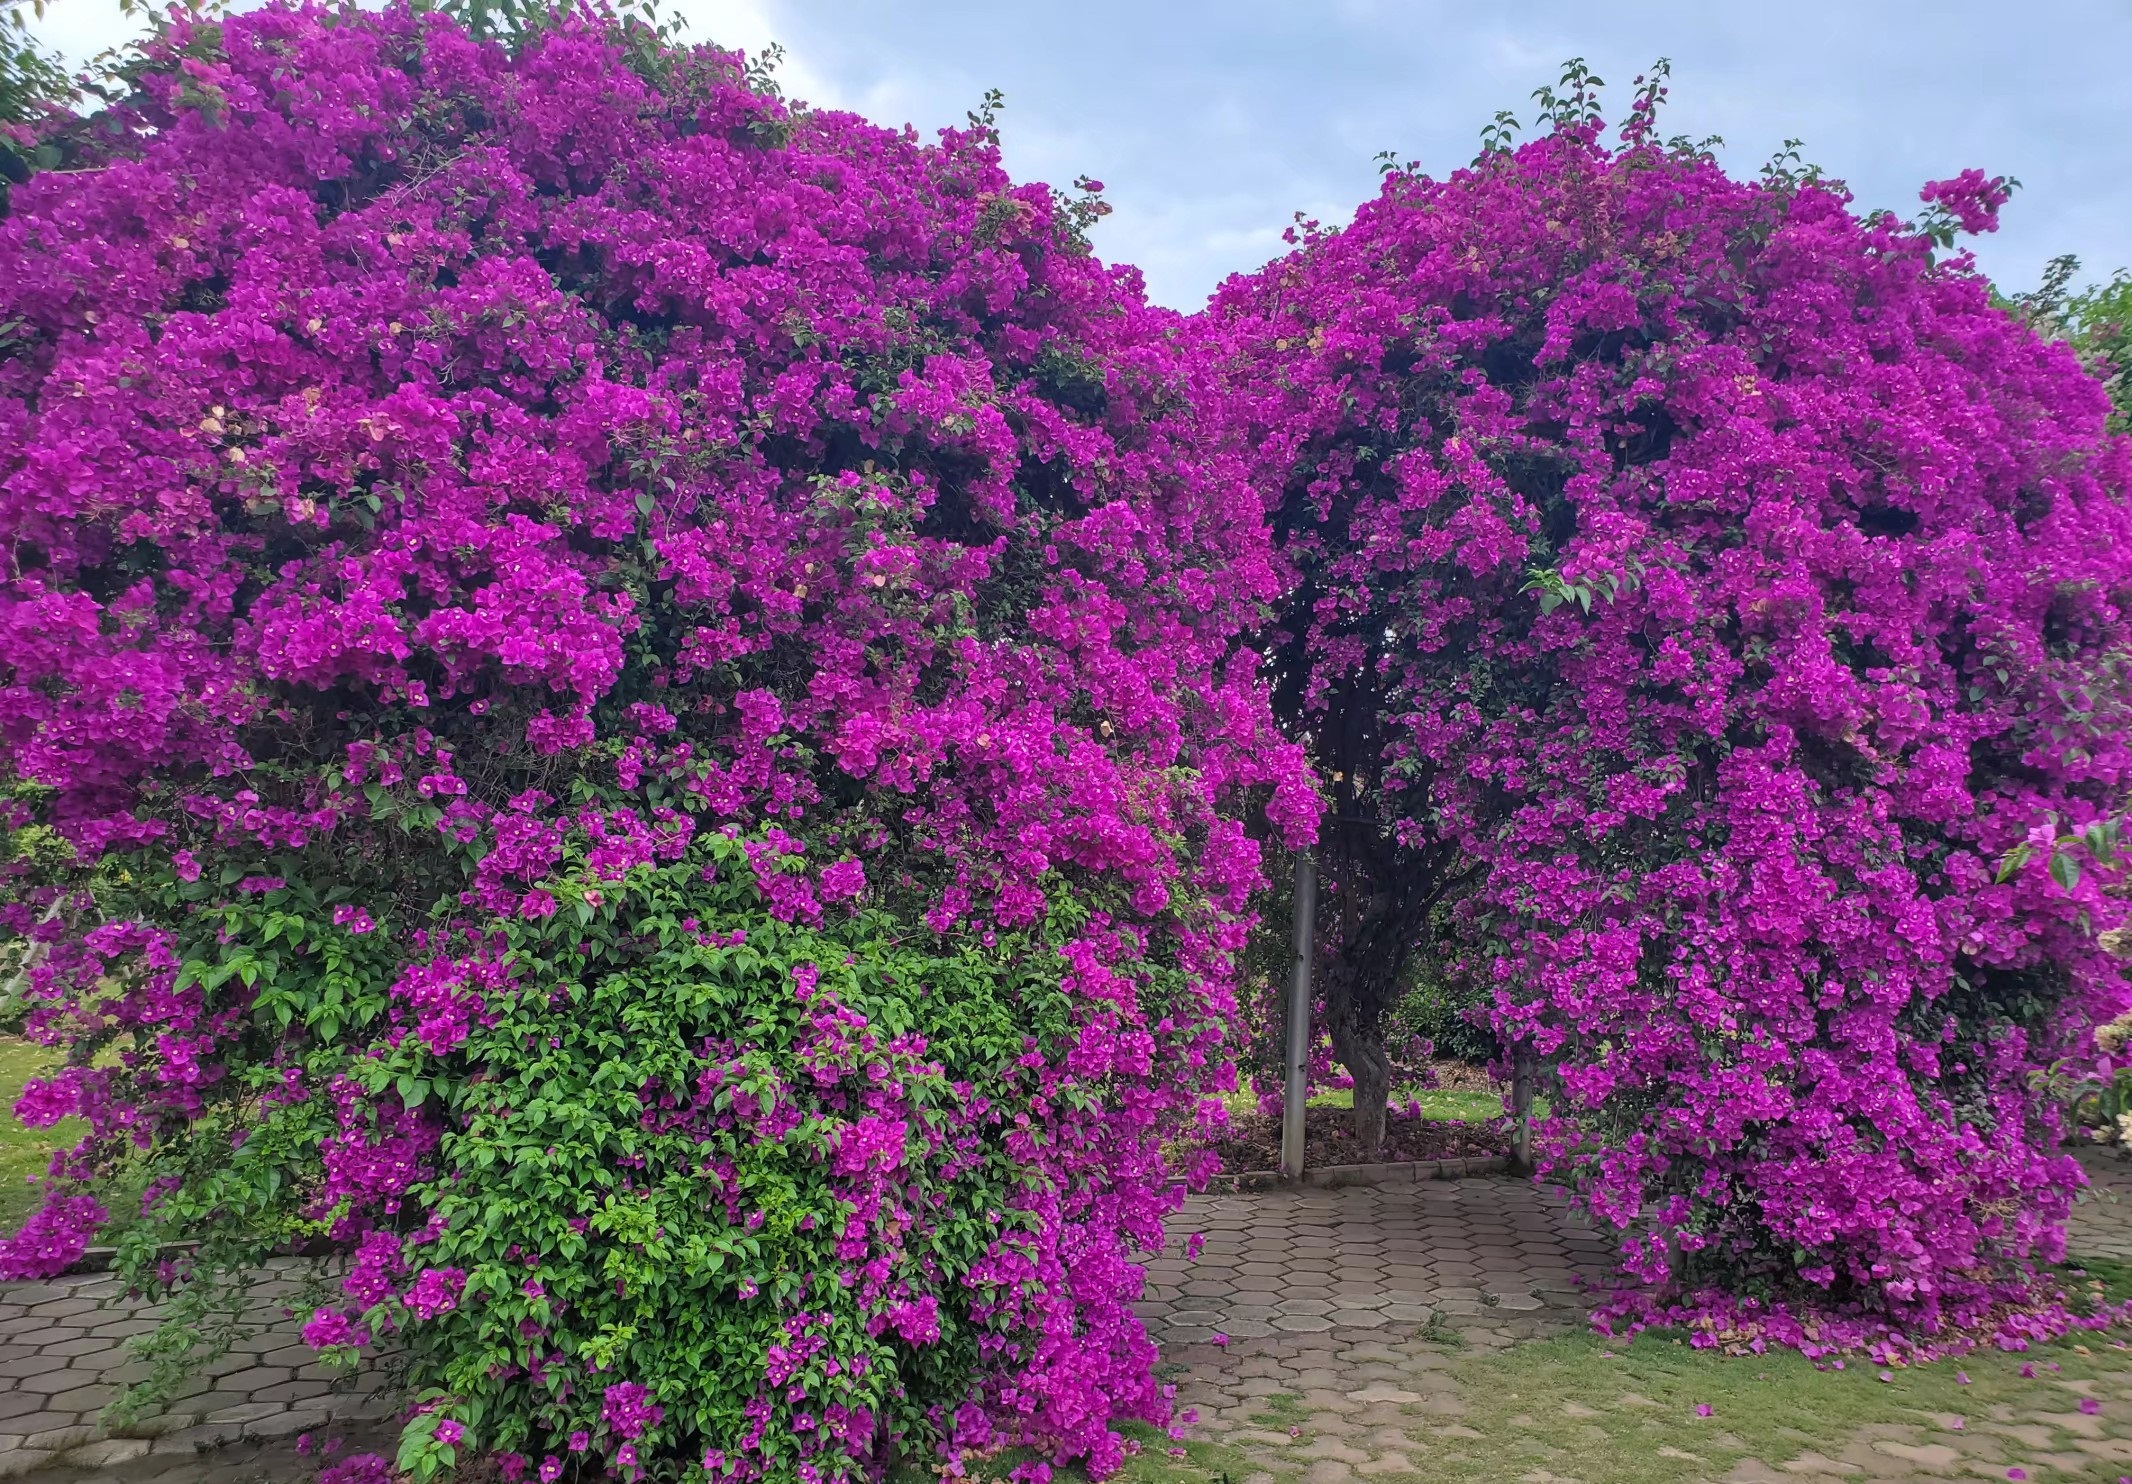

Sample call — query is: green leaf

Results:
[2050,848,2081,893]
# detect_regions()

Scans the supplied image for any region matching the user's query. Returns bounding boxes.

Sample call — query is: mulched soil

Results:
[1202,1102,1512,1172]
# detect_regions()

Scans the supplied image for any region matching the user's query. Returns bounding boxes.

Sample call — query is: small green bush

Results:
[101,827,1190,1482]
[1389,959,1498,1069]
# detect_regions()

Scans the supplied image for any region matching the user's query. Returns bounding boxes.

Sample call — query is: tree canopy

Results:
[0,4,1308,1477]
[1208,66,2132,1345]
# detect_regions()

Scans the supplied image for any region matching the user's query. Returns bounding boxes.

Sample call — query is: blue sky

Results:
[35,0,2132,310]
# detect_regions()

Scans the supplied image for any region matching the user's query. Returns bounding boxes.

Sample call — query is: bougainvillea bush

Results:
[0,4,1312,1476]
[1209,71,2132,1346]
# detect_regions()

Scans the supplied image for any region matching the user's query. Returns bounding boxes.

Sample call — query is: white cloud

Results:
[30,0,150,69]
[663,0,839,107]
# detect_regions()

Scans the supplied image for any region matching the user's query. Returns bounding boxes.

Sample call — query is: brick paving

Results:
[2072,1145,2132,1263]
[1159,1153,2132,1484]
[1172,1345,2132,1484]
[0,1158,2126,1482]
[1139,1171,1612,1351]
[0,1261,393,1481]
[1149,1174,1610,1484]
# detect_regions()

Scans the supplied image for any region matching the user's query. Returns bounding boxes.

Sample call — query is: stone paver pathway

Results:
[1150,1174,1613,1483]
[2071,1145,2132,1262]
[0,1261,393,1481]
[1140,1172,1611,1351]
[1158,1150,2132,1484]
[1,1171,1601,1481]
[2,1155,2128,1482]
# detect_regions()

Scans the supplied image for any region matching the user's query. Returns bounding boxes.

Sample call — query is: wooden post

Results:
[1511,1047,1535,1174]
[1280,853,1317,1182]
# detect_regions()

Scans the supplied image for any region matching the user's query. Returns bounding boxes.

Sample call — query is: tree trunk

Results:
[1328,1015,1394,1161]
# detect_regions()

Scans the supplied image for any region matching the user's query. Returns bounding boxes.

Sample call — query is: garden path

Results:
[2071,1145,2132,1263]
[1160,1149,2132,1484]
[0,1156,2126,1482]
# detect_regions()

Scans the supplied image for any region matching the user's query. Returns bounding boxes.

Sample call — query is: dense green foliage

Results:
[107,826,1171,1481]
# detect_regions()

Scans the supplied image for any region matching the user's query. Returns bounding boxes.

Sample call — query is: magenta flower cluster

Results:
[1207,107,2132,1345]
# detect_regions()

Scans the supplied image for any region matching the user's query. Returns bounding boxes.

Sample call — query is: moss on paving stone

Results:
[890,1422,1256,1484]
[1415,1326,2132,1484]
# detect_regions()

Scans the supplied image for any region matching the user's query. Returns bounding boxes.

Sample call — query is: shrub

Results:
[1388,952,1497,1070]
[1210,63,2132,1344]
[104,822,1204,1483]
[0,4,1312,1476]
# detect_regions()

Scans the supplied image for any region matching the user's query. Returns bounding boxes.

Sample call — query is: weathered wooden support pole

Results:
[1511,1046,1536,1174]
[1280,852,1318,1181]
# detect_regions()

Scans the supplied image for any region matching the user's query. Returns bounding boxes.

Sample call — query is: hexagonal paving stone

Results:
[1269,1313,1336,1334]
[24,1298,102,1321]
[47,1383,118,1415]
[13,1368,85,1395]
[216,1366,296,1395]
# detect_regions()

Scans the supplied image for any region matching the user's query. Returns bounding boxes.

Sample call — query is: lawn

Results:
[0,1035,75,1231]
[1407,1324,2132,1484]
[1002,1250,2132,1484]
[1221,1083,1513,1124]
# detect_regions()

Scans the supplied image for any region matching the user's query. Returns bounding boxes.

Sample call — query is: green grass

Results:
[926,1325,2132,1484]
[2063,1252,2132,1306]
[1399,1327,2132,1484]
[1405,1088,1516,1122]
[0,1035,74,1229]
[1244,1391,1310,1431]
[965,1250,2132,1484]
[1222,1085,1513,1122]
